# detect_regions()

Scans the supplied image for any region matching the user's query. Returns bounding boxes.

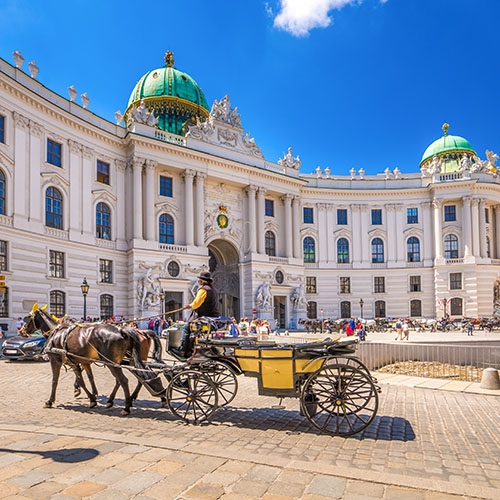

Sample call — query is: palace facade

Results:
[1,50,500,332]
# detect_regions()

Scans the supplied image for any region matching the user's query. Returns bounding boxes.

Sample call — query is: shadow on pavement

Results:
[0,447,99,463]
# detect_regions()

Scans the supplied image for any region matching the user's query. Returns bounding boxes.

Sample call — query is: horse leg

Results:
[105,381,121,408]
[107,366,132,416]
[71,365,97,408]
[82,364,99,398]
[45,355,63,408]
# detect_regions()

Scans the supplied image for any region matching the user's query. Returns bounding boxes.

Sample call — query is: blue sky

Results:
[0,0,498,175]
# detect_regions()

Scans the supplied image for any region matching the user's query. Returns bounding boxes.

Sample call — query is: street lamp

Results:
[442,297,447,319]
[159,289,165,317]
[359,298,364,318]
[80,277,89,321]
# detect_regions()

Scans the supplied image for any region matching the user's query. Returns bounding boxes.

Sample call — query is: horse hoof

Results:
[120,409,130,416]
[106,402,114,408]
[74,389,81,397]
[44,402,53,408]
[89,401,97,408]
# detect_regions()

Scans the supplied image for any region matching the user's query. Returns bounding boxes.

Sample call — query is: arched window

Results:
[100,294,114,319]
[340,301,351,318]
[50,290,65,317]
[96,202,111,240]
[0,169,5,215]
[444,234,459,259]
[303,237,315,263]
[407,236,420,262]
[410,299,422,317]
[374,300,386,318]
[307,301,317,319]
[337,238,349,264]
[265,231,276,256]
[450,297,463,316]
[371,238,384,263]
[159,214,174,244]
[45,186,63,229]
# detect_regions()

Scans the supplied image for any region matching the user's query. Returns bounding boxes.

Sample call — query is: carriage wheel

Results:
[167,369,219,424]
[300,363,378,437]
[195,361,238,406]
[325,356,377,383]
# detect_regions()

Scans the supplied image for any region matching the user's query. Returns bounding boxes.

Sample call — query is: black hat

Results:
[197,271,213,282]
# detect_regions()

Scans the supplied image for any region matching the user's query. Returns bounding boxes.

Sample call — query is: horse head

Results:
[22,303,58,337]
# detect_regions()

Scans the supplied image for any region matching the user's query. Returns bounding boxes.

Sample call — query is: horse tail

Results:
[121,327,147,370]
[149,332,164,363]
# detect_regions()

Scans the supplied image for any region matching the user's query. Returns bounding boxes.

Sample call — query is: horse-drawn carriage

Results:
[22,305,381,437]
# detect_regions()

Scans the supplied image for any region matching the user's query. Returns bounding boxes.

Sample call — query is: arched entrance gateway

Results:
[208,240,240,319]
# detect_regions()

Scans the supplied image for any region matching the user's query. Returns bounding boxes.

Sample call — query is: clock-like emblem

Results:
[217,213,228,229]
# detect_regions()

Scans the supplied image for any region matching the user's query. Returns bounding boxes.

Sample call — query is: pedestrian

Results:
[402,320,410,340]
[274,318,280,335]
[238,317,249,336]
[16,317,25,331]
[395,319,403,340]
[467,321,474,336]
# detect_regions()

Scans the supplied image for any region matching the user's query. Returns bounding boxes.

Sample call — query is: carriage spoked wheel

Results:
[194,361,238,406]
[166,369,219,424]
[300,363,378,437]
[325,355,378,384]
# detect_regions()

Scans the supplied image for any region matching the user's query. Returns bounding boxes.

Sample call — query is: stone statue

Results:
[459,154,471,172]
[255,282,272,310]
[290,285,307,310]
[278,147,301,170]
[137,267,161,310]
[429,155,443,175]
[128,100,158,128]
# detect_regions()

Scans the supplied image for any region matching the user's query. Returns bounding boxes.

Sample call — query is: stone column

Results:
[292,196,301,259]
[395,204,405,263]
[28,121,43,223]
[462,196,472,257]
[281,194,293,258]
[13,112,29,221]
[432,199,443,259]
[495,205,500,259]
[245,185,258,253]
[421,202,433,263]
[471,198,480,257]
[183,169,195,246]
[317,203,328,262]
[132,157,144,240]
[386,204,397,263]
[257,187,267,254]
[67,139,82,234]
[195,173,206,247]
[115,160,127,242]
[351,205,362,264]
[359,204,369,264]
[479,198,488,259]
[144,160,157,241]
[82,146,93,236]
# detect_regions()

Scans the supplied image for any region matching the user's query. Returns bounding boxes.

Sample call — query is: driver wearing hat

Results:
[174,271,220,357]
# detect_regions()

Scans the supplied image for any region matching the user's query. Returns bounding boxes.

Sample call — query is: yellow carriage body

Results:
[234,346,325,396]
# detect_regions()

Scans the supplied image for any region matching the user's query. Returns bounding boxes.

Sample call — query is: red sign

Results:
[252,308,257,314]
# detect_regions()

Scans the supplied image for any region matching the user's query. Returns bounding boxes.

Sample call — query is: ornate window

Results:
[450,297,463,316]
[407,236,420,262]
[45,187,63,229]
[96,202,111,240]
[337,238,349,263]
[410,299,422,317]
[265,231,276,256]
[444,234,459,259]
[340,277,350,294]
[450,272,462,290]
[0,169,5,215]
[410,275,421,292]
[159,214,174,244]
[303,237,315,263]
[340,301,351,318]
[375,300,386,318]
[99,259,113,283]
[47,139,62,167]
[49,250,65,278]
[50,290,65,317]
[371,237,384,263]
[167,261,180,277]
[159,176,173,197]
[97,160,110,185]
[100,294,114,319]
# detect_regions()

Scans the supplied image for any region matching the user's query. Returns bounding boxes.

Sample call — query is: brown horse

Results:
[22,303,150,415]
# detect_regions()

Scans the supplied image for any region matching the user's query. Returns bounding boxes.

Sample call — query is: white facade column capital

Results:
[145,159,158,170]
[13,111,29,129]
[29,120,43,137]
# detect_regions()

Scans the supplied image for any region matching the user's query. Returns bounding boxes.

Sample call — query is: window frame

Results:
[407,236,421,262]
[159,175,173,197]
[407,207,418,224]
[100,294,114,319]
[444,234,459,259]
[0,114,5,144]
[265,199,274,217]
[96,160,110,185]
[371,209,382,225]
[45,186,63,229]
[303,237,316,263]
[0,240,7,271]
[303,207,314,224]
[47,138,62,167]
[96,202,111,240]
[337,208,348,225]
[450,272,462,290]
[371,237,384,263]
[50,290,66,317]
[265,230,276,256]
[49,250,65,278]
[444,205,456,222]
[374,276,385,293]
[99,258,113,283]
[159,213,174,244]
[0,169,5,215]
[337,238,349,264]
[339,276,350,294]
[409,275,421,292]
[306,276,317,294]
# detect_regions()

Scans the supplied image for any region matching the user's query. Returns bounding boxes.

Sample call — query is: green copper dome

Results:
[420,123,476,166]
[125,51,209,136]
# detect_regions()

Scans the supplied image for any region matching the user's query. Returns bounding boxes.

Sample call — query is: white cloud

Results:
[273,0,367,37]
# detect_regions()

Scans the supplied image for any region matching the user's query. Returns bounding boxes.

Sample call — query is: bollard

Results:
[480,367,500,390]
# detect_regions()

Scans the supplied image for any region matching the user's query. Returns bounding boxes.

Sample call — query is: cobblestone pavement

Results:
[0,358,499,499]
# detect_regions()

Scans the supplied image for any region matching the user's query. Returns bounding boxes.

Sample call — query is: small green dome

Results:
[420,123,476,166]
[125,51,209,136]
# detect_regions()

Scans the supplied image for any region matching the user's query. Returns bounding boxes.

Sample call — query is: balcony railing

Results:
[159,243,188,253]
[44,226,69,240]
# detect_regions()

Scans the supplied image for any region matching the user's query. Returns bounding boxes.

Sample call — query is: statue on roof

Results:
[278,147,301,170]
[211,95,242,127]
[127,100,158,128]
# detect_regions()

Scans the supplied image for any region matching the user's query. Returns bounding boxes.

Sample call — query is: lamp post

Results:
[80,277,89,321]
[442,297,447,319]
[359,298,364,318]
[159,289,165,317]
